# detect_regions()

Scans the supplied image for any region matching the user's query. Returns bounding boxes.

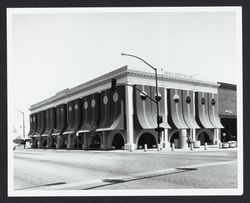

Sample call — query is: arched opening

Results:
[76,134,84,149]
[138,133,157,149]
[32,137,38,148]
[170,132,180,148]
[111,134,124,149]
[71,135,77,149]
[41,137,47,149]
[60,135,67,149]
[89,134,101,149]
[198,132,212,145]
[50,136,57,148]
[170,132,179,143]
[71,134,82,150]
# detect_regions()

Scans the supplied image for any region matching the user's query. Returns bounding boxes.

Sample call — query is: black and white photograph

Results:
[7,7,242,196]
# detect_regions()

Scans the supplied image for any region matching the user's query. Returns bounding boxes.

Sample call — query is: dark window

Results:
[201,97,206,105]
[186,96,191,104]
[211,98,216,105]
[173,94,179,103]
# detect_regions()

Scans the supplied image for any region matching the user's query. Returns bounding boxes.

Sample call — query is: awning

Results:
[77,129,90,133]
[51,132,61,136]
[33,111,46,137]
[28,113,37,137]
[80,93,101,131]
[62,130,75,135]
[96,100,124,131]
[195,92,214,128]
[64,100,78,134]
[151,86,170,129]
[40,133,50,137]
[53,104,67,136]
[41,108,56,137]
[208,93,224,128]
[96,86,125,131]
[167,89,188,129]
[134,85,157,129]
[182,90,200,129]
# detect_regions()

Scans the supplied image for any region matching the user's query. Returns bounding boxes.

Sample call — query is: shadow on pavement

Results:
[16,182,66,190]
[82,168,198,190]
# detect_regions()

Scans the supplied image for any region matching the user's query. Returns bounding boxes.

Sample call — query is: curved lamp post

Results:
[121,53,162,149]
[15,109,25,139]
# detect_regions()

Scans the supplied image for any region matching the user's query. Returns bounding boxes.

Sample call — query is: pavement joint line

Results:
[18,160,237,191]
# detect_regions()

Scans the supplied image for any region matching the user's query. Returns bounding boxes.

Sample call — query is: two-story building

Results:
[28,66,227,151]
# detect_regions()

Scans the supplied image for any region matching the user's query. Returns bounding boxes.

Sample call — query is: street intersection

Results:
[13,146,237,190]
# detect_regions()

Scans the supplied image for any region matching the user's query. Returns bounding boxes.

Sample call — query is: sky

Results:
[8,8,241,138]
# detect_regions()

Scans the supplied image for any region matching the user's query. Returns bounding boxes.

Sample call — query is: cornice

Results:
[126,69,219,88]
[30,66,129,110]
[30,66,219,111]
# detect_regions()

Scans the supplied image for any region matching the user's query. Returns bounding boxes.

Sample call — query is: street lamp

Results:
[121,53,163,149]
[15,109,25,139]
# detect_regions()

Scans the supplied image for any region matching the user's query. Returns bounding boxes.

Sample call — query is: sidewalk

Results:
[14,144,238,155]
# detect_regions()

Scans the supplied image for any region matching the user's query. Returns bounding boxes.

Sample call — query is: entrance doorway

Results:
[60,135,67,149]
[221,118,237,142]
[89,135,101,149]
[112,134,124,149]
[41,137,47,148]
[51,136,57,148]
[198,132,211,145]
[32,137,38,148]
[138,133,157,149]
[170,132,180,148]
[170,132,179,144]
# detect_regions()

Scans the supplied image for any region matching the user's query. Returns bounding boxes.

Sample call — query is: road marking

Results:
[17,160,237,191]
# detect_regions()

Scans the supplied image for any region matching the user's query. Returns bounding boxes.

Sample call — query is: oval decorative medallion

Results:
[103,95,108,105]
[113,92,119,102]
[91,99,96,108]
[84,101,88,109]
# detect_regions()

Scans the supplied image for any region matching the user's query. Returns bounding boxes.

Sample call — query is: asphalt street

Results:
[13,147,237,190]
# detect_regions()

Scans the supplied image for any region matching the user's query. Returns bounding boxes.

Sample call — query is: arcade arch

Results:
[196,129,213,145]
[137,132,157,149]
[111,133,125,149]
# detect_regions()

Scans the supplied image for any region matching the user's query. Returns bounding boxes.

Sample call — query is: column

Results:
[67,133,74,149]
[179,129,188,149]
[38,136,42,148]
[56,135,60,149]
[214,128,220,144]
[163,129,170,149]
[101,131,107,149]
[190,129,196,141]
[124,85,136,151]
[82,132,87,149]
[163,88,170,149]
[47,136,51,148]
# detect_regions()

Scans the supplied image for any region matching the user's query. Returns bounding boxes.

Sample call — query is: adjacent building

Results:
[218,82,237,142]
[28,66,236,150]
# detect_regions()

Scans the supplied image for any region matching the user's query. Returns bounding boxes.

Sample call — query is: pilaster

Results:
[179,129,188,149]
[124,85,136,151]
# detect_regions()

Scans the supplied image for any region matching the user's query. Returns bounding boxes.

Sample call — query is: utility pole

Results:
[15,109,25,139]
[121,53,163,149]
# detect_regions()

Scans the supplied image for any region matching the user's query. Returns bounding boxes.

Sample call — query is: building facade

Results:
[28,66,230,150]
[218,82,237,142]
